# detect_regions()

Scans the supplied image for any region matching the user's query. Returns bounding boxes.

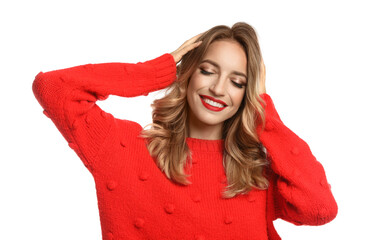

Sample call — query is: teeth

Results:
[203,97,225,108]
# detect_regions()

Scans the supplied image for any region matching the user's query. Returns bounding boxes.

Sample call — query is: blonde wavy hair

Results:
[140,22,269,198]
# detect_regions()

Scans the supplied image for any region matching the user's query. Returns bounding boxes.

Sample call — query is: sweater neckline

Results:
[186,137,224,152]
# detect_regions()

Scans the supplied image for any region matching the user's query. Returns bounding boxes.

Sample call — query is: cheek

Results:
[229,89,246,108]
[186,75,201,104]
[187,78,195,98]
[190,70,211,89]
[189,74,204,91]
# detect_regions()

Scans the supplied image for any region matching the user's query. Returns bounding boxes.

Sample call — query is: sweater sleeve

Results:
[32,53,177,173]
[257,93,338,226]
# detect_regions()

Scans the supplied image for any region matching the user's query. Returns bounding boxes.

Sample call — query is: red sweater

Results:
[32,53,338,240]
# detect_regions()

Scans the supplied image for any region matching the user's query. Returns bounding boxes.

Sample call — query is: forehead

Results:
[202,40,247,71]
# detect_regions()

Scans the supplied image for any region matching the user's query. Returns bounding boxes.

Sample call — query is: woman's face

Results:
[186,39,247,136]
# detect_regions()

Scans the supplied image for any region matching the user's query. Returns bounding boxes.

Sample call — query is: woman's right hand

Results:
[170,33,203,64]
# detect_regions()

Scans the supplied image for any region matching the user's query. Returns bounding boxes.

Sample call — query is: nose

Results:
[209,76,226,96]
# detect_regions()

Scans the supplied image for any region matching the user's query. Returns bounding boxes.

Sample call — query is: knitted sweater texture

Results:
[32,53,338,240]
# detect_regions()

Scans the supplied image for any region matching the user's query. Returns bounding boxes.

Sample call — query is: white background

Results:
[1,0,367,239]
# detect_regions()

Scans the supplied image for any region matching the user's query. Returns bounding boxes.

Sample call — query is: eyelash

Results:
[232,81,244,89]
[200,69,245,89]
[200,69,213,75]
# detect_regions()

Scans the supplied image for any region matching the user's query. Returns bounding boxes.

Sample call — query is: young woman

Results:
[32,22,338,240]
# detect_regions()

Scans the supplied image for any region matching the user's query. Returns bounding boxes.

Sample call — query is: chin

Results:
[197,114,227,126]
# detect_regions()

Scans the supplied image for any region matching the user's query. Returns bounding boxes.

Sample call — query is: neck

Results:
[187,112,223,140]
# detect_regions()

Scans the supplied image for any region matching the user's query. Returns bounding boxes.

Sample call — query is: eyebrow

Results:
[200,59,247,79]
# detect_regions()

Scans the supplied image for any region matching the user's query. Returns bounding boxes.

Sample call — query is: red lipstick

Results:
[199,95,227,112]
[200,95,228,106]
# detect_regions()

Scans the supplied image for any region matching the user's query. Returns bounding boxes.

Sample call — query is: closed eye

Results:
[200,68,245,89]
[231,81,245,89]
[200,69,213,75]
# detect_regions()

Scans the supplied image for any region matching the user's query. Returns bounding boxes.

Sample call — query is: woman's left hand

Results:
[259,59,266,95]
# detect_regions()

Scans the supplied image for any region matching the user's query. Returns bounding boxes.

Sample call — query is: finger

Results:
[179,41,202,56]
[182,32,204,47]
[185,40,202,50]
[188,32,204,43]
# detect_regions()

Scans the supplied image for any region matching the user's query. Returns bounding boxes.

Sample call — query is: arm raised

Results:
[32,53,177,173]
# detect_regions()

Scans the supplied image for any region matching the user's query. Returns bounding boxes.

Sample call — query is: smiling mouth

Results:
[199,95,228,111]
